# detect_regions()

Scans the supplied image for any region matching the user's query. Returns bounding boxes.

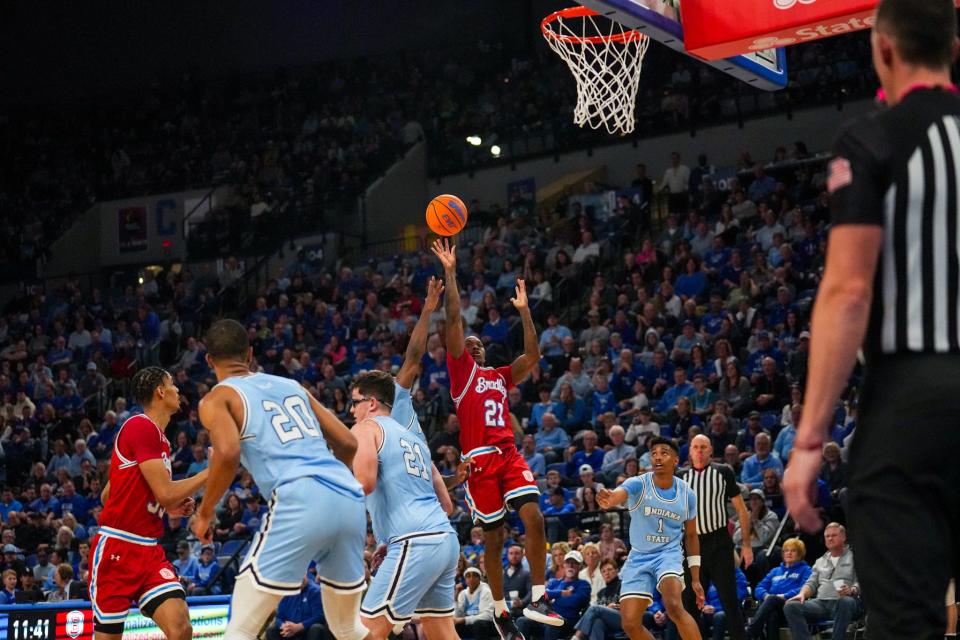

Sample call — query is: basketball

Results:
[426,194,468,236]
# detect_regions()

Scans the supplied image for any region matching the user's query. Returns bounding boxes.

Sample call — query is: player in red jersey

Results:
[432,239,562,640]
[91,367,209,640]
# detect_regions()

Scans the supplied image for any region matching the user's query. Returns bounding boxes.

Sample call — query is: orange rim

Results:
[541,6,645,45]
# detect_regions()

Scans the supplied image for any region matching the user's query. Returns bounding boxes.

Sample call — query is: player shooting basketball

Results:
[432,238,562,640]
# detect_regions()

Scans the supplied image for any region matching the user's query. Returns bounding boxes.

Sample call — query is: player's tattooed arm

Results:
[431,238,464,358]
[510,278,540,383]
[596,487,628,509]
[397,276,444,390]
[306,391,358,467]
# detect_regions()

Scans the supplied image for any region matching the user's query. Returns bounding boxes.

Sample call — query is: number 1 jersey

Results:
[217,373,363,498]
[99,414,173,539]
[447,350,516,453]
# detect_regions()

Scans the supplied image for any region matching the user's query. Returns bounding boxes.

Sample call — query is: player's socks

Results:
[532,585,545,601]
[494,599,507,616]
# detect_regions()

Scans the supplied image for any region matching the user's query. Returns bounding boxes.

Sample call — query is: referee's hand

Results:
[784,448,823,533]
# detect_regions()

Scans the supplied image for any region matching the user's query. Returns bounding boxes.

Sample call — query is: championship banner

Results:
[117,206,148,254]
[680,0,960,61]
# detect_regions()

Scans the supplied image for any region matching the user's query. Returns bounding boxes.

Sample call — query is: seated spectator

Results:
[193,544,221,595]
[578,543,605,604]
[553,384,588,431]
[597,524,627,564]
[522,435,546,478]
[32,547,53,584]
[45,563,84,601]
[504,544,532,618]
[655,368,695,414]
[543,488,577,543]
[235,495,267,537]
[818,442,847,496]
[600,426,634,480]
[173,541,201,592]
[741,433,783,490]
[186,445,209,477]
[530,386,556,432]
[733,490,780,562]
[0,489,23,523]
[17,573,42,603]
[552,359,592,401]
[723,445,743,480]
[589,376,617,424]
[69,439,96,477]
[624,408,659,448]
[748,538,812,640]
[689,373,715,417]
[535,414,570,466]
[783,524,861,640]
[575,466,605,503]
[0,569,17,604]
[517,550,591,640]
[700,567,749,640]
[454,567,495,639]
[30,484,60,517]
[760,469,786,519]
[571,559,622,640]
[567,431,603,477]
[267,575,331,640]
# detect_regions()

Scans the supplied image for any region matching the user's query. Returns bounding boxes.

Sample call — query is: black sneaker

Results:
[493,609,524,640]
[523,597,565,627]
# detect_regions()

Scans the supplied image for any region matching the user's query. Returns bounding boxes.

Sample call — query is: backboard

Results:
[577,0,789,91]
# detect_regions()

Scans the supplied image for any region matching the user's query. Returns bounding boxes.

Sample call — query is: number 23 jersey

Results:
[447,350,515,453]
[99,414,173,539]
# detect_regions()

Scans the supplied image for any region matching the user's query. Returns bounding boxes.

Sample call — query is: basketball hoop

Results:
[541,6,650,136]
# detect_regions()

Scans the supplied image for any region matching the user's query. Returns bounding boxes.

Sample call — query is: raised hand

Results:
[431,238,457,271]
[510,278,529,312]
[424,276,445,312]
[597,488,614,510]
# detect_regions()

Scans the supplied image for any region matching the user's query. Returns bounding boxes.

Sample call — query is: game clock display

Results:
[0,599,229,640]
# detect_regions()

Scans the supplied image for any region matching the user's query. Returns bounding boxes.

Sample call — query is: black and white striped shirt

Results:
[830,87,960,360]
[678,463,739,535]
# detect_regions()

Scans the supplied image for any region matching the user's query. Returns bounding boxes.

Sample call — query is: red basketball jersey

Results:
[98,414,172,539]
[447,350,516,453]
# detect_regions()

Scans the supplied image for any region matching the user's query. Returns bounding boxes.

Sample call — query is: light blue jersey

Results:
[622,473,697,556]
[619,473,697,602]
[359,382,458,624]
[219,372,362,498]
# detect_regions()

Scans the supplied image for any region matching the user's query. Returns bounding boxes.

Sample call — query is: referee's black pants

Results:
[682,528,745,640]
[848,356,960,640]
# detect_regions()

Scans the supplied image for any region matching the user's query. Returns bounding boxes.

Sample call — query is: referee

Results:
[679,434,753,639]
[784,1,960,639]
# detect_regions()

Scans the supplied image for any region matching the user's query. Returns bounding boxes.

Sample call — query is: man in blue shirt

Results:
[193,545,221,595]
[567,431,604,477]
[521,435,546,479]
[741,433,784,489]
[267,575,329,640]
[517,550,591,640]
[539,314,573,358]
[656,368,696,414]
[0,490,22,523]
[535,414,570,464]
[590,377,617,424]
[173,541,201,592]
[481,307,510,345]
[542,488,577,543]
[29,484,61,518]
[773,404,801,462]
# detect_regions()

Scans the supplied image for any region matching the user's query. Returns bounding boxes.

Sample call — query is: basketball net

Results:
[542,6,650,136]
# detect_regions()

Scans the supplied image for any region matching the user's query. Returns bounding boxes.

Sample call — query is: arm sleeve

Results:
[125,419,166,464]
[829,121,889,226]
[390,383,420,435]
[446,350,476,401]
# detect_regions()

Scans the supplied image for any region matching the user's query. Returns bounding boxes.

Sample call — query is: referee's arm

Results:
[731,492,754,567]
[784,224,882,531]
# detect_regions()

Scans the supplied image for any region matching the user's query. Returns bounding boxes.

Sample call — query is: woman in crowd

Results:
[747,538,812,639]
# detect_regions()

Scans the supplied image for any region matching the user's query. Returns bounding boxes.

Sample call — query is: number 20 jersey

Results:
[218,373,363,498]
[447,350,515,453]
[99,414,173,539]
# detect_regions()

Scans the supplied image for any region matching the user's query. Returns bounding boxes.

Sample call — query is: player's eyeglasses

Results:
[348,396,373,408]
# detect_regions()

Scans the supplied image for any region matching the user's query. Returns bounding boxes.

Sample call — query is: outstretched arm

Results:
[509,279,540,383]
[397,276,445,389]
[596,487,629,509]
[431,239,464,358]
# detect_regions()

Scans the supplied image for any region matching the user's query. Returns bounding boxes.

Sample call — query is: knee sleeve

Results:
[321,585,370,640]
[225,574,285,640]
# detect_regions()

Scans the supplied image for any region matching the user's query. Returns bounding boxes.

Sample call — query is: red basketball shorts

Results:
[463,445,540,525]
[90,528,185,631]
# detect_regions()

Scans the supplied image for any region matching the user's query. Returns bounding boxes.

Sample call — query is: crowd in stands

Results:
[0,123,875,637]
[0,30,876,277]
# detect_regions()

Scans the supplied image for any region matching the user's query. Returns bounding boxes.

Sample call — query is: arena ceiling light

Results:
[490,145,502,158]
[465,135,482,146]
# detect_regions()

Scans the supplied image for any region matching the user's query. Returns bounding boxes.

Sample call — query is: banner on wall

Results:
[117,206,148,253]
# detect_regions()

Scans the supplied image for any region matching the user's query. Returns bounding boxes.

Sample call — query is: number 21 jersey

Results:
[447,350,515,453]
[99,414,173,539]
